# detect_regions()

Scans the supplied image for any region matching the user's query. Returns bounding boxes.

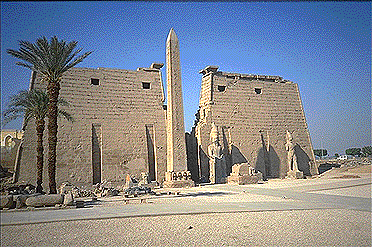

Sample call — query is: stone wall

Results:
[18,64,168,187]
[195,67,317,180]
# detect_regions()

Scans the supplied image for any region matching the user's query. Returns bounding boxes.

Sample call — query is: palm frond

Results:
[63,51,92,73]
[57,109,73,123]
[8,36,92,83]
[2,89,50,127]
[57,97,70,107]
[2,113,23,128]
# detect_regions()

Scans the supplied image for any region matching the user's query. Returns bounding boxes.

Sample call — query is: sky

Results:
[1,1,371,156]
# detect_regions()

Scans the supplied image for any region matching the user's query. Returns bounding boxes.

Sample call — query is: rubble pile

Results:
[93,181,120,197]
[0,183,40,209]
[59,182,95,198]
[123,186,154,197]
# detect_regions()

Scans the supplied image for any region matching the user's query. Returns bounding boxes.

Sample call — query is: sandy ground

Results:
[1,209,370,246]
[1,164,371,246]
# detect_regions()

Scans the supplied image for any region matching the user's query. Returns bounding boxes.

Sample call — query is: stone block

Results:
[163,180,194,188]
[13,195,29,209]
[58,182,75,194]
[63,192,74,206]
[227,163,261,185]
[227,175,259,185]
[75,200,85,208]
[25,194,64,207]
[286,170,304,179]
[0,195,14,209]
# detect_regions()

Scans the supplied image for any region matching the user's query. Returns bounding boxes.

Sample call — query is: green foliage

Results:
[361,146,372,157]
[345,148,361,157]
[7,36,90,194]
[7,36,92,83]
[2,89,48,127]
[2,89,73,127]
[314,149,328,157]
[335,153,339,158]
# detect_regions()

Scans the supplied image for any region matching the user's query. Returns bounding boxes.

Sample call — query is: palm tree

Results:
[7,37,91,193]
[2,89,72,193]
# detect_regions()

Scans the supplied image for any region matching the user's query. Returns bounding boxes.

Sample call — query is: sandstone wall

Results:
[195,68,317,180]
[19,65,167,188]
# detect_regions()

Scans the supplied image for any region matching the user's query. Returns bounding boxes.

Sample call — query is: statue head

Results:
[210,122,219,143]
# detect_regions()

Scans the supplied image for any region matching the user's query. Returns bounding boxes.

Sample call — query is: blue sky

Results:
[1,1,371,156]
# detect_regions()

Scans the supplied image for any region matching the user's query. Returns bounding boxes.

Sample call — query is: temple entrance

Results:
[92,124,102,184]
[145,124,156,181]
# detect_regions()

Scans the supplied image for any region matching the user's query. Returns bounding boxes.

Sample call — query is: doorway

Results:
[145,124,156,181]
[92,124,102,184]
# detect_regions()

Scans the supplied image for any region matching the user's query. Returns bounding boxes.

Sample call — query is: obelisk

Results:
[164,28,194,188]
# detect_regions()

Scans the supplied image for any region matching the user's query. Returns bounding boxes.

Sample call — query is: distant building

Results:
[1,129,23,171]
[1,129,23,147]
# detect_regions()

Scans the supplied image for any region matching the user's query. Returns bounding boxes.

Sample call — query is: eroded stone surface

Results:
[164,29,193,188]
[15,31,316,189]
[0,195,13,209]
[18,64,168,187]
[25,194,64,207]
[165,28,187,173]
[227,163,262,185]
[195,66,317,180]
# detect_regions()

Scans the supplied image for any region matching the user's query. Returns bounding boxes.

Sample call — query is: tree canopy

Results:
[7,36,90,194]
[345,148,361,157]
[314,149,328,157]
[361,146,372,157]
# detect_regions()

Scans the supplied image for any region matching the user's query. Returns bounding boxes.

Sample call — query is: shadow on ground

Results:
[176,191,232,198]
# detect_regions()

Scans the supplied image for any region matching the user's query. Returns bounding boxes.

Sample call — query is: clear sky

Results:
[1,1,371,156]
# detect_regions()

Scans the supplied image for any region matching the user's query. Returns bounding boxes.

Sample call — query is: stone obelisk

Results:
[163,28,194,188]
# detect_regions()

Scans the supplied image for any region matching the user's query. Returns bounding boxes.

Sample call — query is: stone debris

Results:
[75,200,85,208]
[0,182,41,209]
[63,191,75,206]
[227,163,262,185]
[138,172,150,186]
[5,184,36,195]
[93,180,120,197]
[14,194,29,209]
[59,181,95,198]
[0,195,14,209]
[123,186,154,198]
[25,194,64,207]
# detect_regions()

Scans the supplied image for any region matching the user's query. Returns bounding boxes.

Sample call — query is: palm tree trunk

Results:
[36,118,45,193]
[47,80,60,194]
